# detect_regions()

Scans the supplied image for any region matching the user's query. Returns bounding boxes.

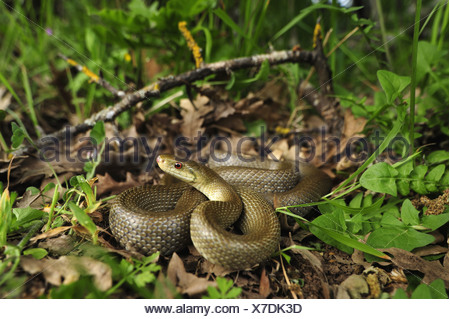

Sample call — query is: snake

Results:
[109,153,331,270]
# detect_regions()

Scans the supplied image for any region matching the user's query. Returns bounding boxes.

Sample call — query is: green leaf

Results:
[426,150,449,164]
[396,159,414,196]
[366,226,435,251]
[360,162,398,196]
[69,202,97,237]
[426,164,446,182]
[410,165,429,194]
[309,207,388,258]
[134,272,156,288]
[310,220,388,258]
[400,200,420,226]
[26,186,40,196]
[240,59,270,84]
[213,8,248,39]
[85,28,98,56]
[23,248,48,259]
[380,208,404,228]
[11,122,26,148]
[421,213,449,231]
[377,70,411,104]
[333,110,405,195]
[349,193,363,208]
[411,279,448,299]
[9,207,45,231]
[425,164,446,192]
[90,121,105,145]
[271,4,362,41]
[416,41,441,82]
[392,288,408,299]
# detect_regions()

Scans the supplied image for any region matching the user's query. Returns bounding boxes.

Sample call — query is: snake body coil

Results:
[109,153,331,269]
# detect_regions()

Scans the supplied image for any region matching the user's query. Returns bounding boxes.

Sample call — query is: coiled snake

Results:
[109,153,331,269]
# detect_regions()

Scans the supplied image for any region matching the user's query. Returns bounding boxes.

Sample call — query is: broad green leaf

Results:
[410,165,429,194]
[333,110,405,194]
[90,121,105,145]
[411,279,448,299]
[85,28,98,56]
[416,41,441,82]
[396,159,414,196]
[26,186,40,196]
[9,207,45,231]
[310,221,388,258]
[426,164,446,182]
[392,288,408,299]
[421,213,449,231]
[400,200,420,226]
[23,248,48,259]
[426,150,449,164]
[69,202,97,236]
[380,213,404,228]
[134,272,156,288]
[377,70,411,104]
[366,226,435,251]
[349,192,363,208]
[360,162,398,196]
[11,122,26,148]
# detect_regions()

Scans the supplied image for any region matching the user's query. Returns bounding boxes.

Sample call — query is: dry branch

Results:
[14,44,338,156]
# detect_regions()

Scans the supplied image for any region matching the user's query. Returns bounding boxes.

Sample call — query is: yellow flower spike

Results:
[124,53,131,62]
[313,22,322,48]
[81,66,100,83]
[67,58,78,67]
[178,20,203,68]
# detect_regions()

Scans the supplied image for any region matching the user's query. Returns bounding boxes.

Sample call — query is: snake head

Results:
[156,155,198,183]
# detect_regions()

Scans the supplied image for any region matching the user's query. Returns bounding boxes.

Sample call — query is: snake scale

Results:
[109,153,331,270]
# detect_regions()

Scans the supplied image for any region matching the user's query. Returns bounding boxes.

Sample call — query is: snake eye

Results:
[174,162,183,169]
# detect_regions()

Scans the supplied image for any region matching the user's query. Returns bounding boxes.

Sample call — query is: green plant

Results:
[203,277,242,299]
[393,279,448,299]
[106,253,161,298]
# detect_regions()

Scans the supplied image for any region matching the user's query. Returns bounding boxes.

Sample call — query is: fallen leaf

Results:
[20,255,112,291]
[259,268,271,298]
[412,245,448,257]
[38,235,77,256]
[212,99,235,121]
[30,226,72,242]
[179,95,213,141]
[383,247,449,288]
[167,253,216,296]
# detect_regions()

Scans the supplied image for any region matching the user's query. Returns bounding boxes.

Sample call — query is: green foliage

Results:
[8,207,45,233]
[377,70,411,104]
[47,276,107,299]
[84,121,106,180]
[0,186,15,246]
[203,277,242,299]
[393,279,448,299]
[23,247,48,259]
[105,253,162,298]
[360,153,449,196]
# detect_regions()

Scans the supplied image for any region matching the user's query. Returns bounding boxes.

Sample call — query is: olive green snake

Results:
[109,153,331,270]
